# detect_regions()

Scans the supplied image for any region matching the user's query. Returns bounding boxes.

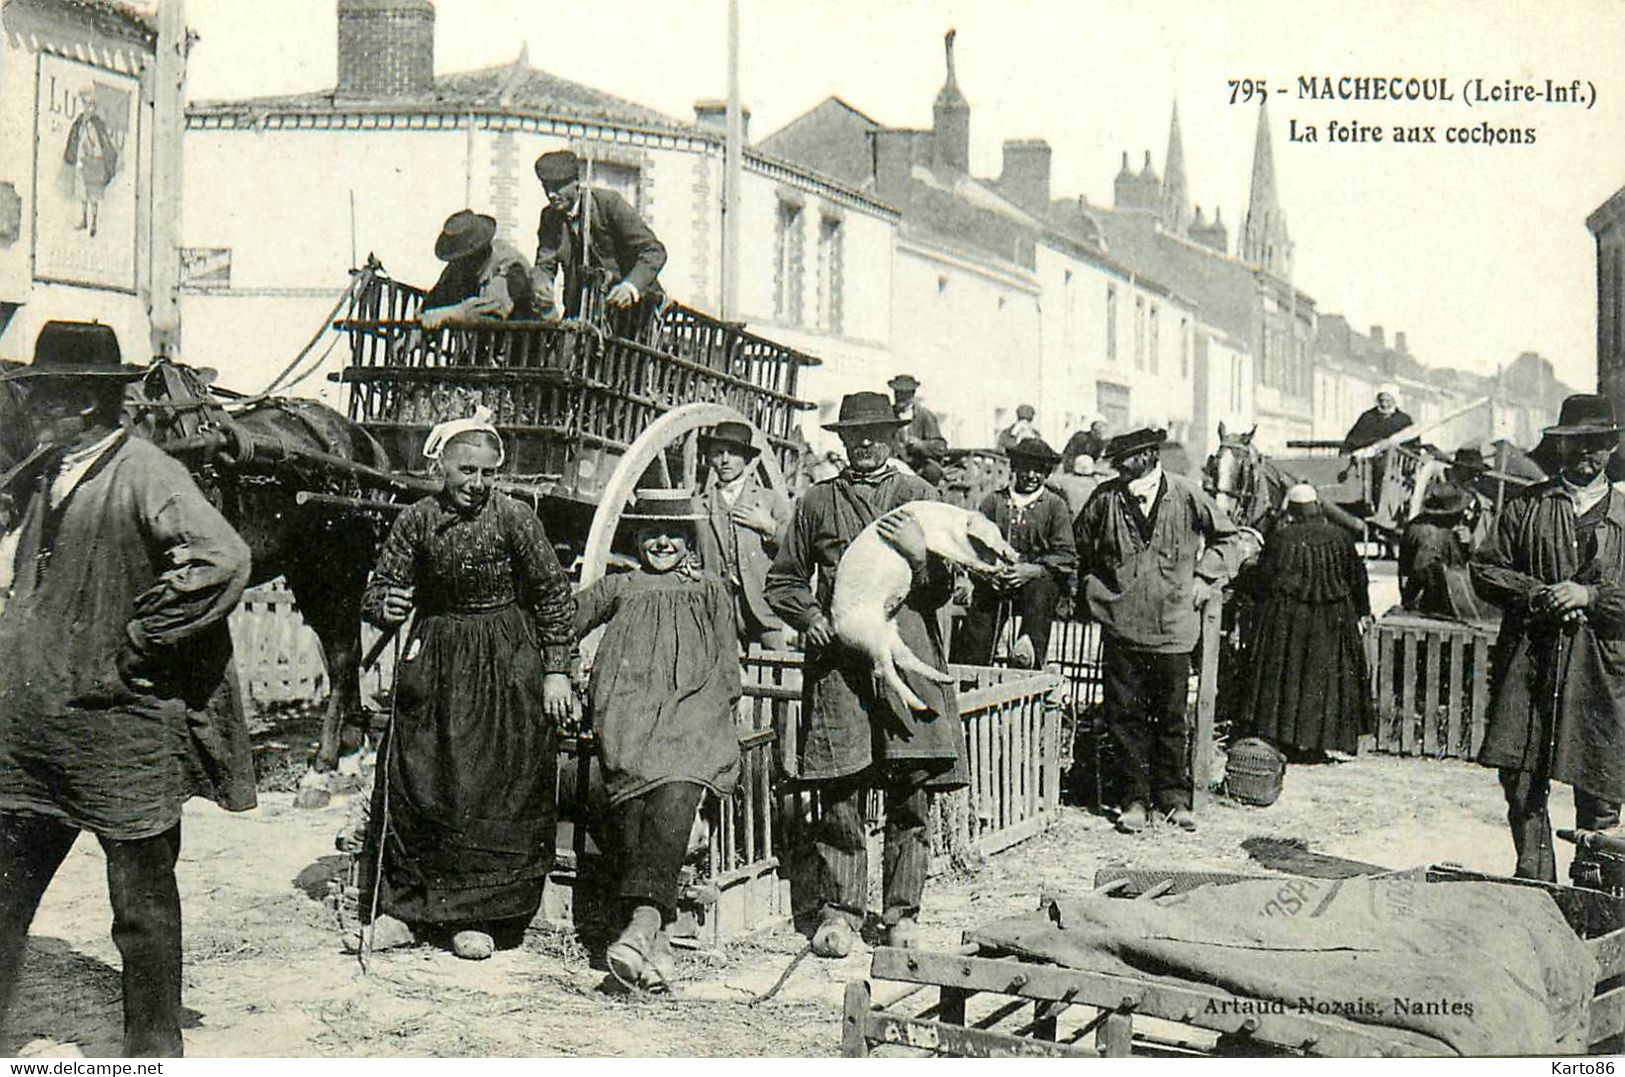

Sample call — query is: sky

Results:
[176,0,1625,391]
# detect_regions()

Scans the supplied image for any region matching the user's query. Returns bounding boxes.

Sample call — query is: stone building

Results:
[763,32,1208,451]
[0,0,164,358]
[1590,184,1625,418]
[1085,102,1316,454]
[179,0,899,421]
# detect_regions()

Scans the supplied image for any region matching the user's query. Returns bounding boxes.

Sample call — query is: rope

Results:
[260,274,365,397]
[748,942,813,1006]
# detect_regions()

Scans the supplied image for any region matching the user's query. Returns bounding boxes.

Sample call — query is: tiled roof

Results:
[8,0,157,46]
[190,55,696,135]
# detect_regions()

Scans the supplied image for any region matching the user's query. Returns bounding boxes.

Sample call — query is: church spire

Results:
[1160,99,1191,234]
[1240,102,1291,277]
[931,29,970,174]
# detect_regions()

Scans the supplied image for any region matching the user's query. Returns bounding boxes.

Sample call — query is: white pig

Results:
[831,501,1020,710]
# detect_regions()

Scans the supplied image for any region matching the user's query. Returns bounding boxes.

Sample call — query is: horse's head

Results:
[1205,421,1259,520]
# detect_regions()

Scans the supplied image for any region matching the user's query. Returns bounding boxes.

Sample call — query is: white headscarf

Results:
[422,405,505,465]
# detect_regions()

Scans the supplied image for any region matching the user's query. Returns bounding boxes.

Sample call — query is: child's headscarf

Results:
[422,405,505,465]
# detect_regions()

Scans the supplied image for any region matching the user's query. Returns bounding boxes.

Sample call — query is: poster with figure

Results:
[33,53,138,291]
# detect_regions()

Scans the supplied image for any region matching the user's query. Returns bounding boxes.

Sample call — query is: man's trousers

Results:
[1103,641,1193,812]
[0,812,184,1057]
[952,575,1062,669]
[611,780,705,924]
[812,768,930,929]
[1499,768,1622,885]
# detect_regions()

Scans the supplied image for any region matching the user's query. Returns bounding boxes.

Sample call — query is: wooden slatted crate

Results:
[1367,611,1498,759]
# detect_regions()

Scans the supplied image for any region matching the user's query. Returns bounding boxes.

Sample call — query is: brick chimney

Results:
[693,100,751,141]
[1394,330,1408,354]
[872,128,918,205]
[1370,324,1386,349]
[337,0,435,101]
[998,139,1051,216]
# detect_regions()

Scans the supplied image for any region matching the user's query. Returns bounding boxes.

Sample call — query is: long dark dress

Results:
[575,567,742,805]
[360,491,575,927]
[1240,514,1373,755]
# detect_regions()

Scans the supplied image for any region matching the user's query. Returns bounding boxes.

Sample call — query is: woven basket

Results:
[1223,737,1286,806]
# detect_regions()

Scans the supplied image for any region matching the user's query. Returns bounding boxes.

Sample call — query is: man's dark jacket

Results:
[535,187,666,314]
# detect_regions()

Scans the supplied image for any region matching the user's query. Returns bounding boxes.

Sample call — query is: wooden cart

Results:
[329,264,820,579]
[842,867,1625,1057]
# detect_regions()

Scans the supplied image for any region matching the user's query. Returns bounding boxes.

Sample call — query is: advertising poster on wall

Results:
[33,52,139,292]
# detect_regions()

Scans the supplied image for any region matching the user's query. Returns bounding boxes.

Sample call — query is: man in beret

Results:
[0,322,254,1056]
[952,437,1075,669]
[1073,426,1251,833]
[532,149,666,320]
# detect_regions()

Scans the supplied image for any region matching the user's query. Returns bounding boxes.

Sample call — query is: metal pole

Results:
[721,0,742,321]
[149,0,187,357]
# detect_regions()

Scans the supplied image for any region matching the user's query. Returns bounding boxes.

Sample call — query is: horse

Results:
[1206,422,1370,545]
[1,361,390,806]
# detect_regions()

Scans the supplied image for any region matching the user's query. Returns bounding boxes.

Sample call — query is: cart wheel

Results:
[579,402,789,660]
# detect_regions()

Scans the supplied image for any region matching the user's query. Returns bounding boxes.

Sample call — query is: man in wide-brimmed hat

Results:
[1400,482,1473,615]
[1473,394,1625,888]
[1073,426,1251,834]
[887,374,948,486]
[952,437,1075,670]
[695,420,792,649]
[0,322,253,1056]
[765,391,968,958]
[532,149,667,319]
[419,209,539,329]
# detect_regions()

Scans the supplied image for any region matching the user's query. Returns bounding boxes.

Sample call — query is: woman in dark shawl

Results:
[1240,484,1373,760]
[353,411,576,960]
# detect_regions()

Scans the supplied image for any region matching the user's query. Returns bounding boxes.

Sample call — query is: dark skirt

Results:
[1242,595,1373,756]
[366,603,558,926]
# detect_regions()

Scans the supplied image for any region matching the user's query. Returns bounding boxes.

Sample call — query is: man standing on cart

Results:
[532,150,667,320]
[765,391,967,957]
[1472,394,1625,888]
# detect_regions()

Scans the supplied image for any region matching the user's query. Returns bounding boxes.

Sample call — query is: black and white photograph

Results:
[1,0,1624,1061]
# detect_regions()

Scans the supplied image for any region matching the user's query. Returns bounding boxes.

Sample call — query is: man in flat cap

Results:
[532,149,667,320]
[1073,426,1251,833]
[1472,394,1625,888]
[419,209,539,329]
[953,437,1075,669]
[888,374,948,486]
[695,420,792,650]
[0,322,254,1056]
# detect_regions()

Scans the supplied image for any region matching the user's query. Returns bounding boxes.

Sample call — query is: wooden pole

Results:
[148,0,187,358]
[721,0,743,321]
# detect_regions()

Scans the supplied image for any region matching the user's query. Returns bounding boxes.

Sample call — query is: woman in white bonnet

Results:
[351,410,576,960]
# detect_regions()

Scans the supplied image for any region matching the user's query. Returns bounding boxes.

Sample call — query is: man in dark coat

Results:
[1240,485,1372,760]
[533,150,666,319]
[1074,427,1253,833]
[1471,394,1625,886]
[420,209,538,328]
[888,374,948,486]
[765,391,967,958]
[0,323,254,1057]
[695,420,792,650]
[1341,385,1414,454]
[1399,483,1472,615]
[952,437,1076,669]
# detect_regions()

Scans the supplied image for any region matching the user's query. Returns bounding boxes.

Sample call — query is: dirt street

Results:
[3,749,1542,1058]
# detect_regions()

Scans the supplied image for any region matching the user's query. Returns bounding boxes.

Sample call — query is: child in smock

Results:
[575,489,742,991]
